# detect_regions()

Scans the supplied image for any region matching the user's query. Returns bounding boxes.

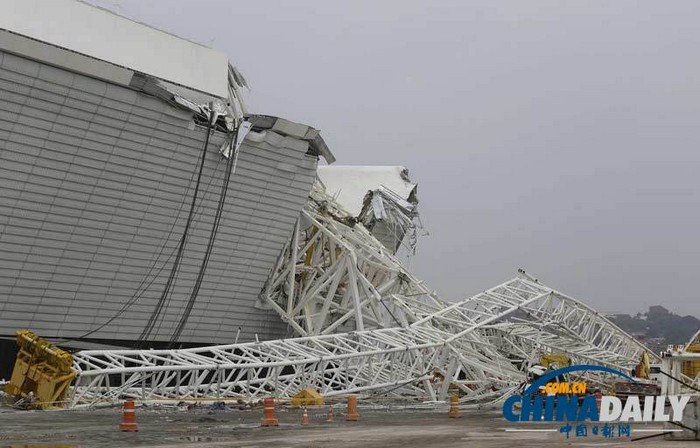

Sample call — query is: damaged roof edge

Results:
[317,166,417,216]
[0,8,335,165]
[248,115,335,164]
[0,28,229,106]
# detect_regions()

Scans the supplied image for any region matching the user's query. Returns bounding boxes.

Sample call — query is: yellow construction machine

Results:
[539,353,572,370]
[682,329,700,380]
[3,330,76,409]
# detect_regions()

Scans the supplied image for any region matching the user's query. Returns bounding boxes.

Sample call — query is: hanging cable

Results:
[137,105,218,346]
[168,119,242,347]
[54,116,225,345]
[659,368,700,393]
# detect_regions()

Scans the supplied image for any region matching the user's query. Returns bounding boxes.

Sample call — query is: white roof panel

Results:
[317,166,417,216]
[0,0,229,97]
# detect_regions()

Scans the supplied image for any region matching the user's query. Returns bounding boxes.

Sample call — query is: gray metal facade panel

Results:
[0,50,317,344]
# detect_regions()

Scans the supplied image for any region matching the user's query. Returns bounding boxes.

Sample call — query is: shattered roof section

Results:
[317,166,417,216]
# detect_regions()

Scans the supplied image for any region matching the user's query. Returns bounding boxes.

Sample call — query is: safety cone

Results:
[345,394,359,421]
[301,407,309,426]
[119,399,139,432]
[448,394,460,418]
[326,406,334,423]
[261,397,279,427]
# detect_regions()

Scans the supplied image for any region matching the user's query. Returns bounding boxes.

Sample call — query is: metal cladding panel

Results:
[0,50,318,344]
[0,0,229,97]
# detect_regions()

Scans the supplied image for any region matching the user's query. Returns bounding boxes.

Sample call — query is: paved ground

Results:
[0,403,697,447]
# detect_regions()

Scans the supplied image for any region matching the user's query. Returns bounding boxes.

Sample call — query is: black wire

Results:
[168,122,240,346]
[55,165,221,344]
[124,157,223,341]
[53,121,224,345]
[631,432,675,442]
[137,109,218,346]
[669,419,698,435]
[121,148,205,308]
[368,367,435,396]
[659,368,700,393]
[377,292,403,328]
[150,233,186,342]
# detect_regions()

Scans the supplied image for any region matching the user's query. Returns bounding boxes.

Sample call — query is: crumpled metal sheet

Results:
[316,166,417,217]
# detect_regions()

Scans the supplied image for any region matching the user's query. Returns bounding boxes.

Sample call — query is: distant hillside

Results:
[609,306,700,354]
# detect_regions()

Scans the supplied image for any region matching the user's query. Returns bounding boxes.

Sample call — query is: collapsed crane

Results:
[3,168,657,409]
[67,272,653,408]
[60,173,655,408]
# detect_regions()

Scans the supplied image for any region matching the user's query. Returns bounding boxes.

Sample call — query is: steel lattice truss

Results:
[68,184,657,408]
[70,276,529,407]
[69,275,654,407]
[260,183,447,337]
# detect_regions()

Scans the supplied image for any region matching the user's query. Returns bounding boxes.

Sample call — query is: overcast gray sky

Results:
[93,0,700,317]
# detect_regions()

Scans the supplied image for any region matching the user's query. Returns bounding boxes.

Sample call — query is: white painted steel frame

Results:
[70,274,654,407]
[68,186,657,408]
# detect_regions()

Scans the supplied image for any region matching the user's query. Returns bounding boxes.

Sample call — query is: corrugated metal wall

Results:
[0,50,317,344]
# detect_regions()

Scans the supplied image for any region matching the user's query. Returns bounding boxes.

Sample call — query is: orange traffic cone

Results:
[326,406,334,423]
[261,397,279,427]
[448,394,460,418]
[119,399,139,432]
[301,407,309,426]
[345,394,359,421]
